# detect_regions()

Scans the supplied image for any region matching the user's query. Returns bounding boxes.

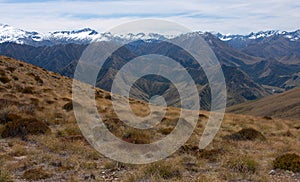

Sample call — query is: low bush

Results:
[198,148,225,162]
[62,102,73,111]
[0,69,5,76]
[122,128,151,144]
[273,153,300,172]
[0,76,10,84]
[34,75,43,85]
[224,128,266,141]
[0,104,21,124]
[158,127,174,135]
[142,161,182,180]
[6,67,16,73]
[12,75,18,81]
[104,94,112,100]
[19,104,35,115]
[0,167,12,182]
[226,155,258,174]
[62,101,81,112]
[21,87,34,94]
[0,113,20,125]
[22,167,52,180]
[263,116,272,120]
[1,118,51,138]
[64,126,82,136]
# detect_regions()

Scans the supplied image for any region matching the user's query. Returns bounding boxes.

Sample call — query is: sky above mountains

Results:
[0,0,299,34]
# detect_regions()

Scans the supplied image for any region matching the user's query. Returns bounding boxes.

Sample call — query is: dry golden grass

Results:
[0,56,299,181]
[227,86,300,120]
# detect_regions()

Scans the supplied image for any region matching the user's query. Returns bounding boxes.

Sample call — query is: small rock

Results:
[14,156,27,160]
[269,170,276,175]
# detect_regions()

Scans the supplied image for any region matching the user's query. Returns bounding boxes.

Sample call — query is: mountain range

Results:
[1,24,300,110]
[1,24,300,46]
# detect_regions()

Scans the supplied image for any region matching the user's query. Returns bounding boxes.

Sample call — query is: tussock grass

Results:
[273,153,300,172]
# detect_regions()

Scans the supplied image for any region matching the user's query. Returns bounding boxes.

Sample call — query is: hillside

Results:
[0,39,270,109]
[227,87,300,120]
[0,56,299,181]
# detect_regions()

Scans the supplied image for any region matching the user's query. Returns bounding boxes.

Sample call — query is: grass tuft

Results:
[224,128,266,141]
[22,167,52,180]
[226,155,258,174]
[0,76,10,84]
[1,118,51,138]
[273,153,300,172]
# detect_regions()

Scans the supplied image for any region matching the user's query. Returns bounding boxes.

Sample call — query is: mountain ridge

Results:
[1,23,300,47]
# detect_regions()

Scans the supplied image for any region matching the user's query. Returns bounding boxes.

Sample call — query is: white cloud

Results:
[0,0,299,34]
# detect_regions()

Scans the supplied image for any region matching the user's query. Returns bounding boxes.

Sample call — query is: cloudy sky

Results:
[0,0,300,34]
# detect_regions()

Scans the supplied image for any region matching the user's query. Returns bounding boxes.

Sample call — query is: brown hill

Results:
[227,87,300,120]
[0,56,299,181]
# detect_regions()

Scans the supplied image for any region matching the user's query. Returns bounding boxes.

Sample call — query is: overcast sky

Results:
[0,0,300,34]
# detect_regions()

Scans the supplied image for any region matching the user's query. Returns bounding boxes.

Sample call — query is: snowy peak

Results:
[216,30,300,42]
[0,24,102,45]
[42,28,99,44]
[1,23,300,47]
[94,32,167,42]
[0,24,168,46]
[0,24,40,44]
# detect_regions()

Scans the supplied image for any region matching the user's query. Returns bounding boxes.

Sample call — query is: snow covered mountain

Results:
[1,23,300,47]
[216,30,300,49]
[216,30,300,42]
[0,24,167,46]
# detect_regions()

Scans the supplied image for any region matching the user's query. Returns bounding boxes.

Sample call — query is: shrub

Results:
[6,67,16,73]
[62,101,81,112]
[19,104,35,115]
[104,94,112,100]
[0,104,21,124]
[1,118,51,138]
[142,161,182,180]
[224,128,266,141]
[63,102,73,111]
[64,126,82,136]
[21,87,34,94]
[12,75,18,81]
[158,127,174,135]
[22,167,52,180]
[0,76,10,84]
[0,113,20,125]
[34,75,43,85]
[198,148,225,162]
[263,116,272,120]
[0,70,5,76]
[122,128,151,144]
[0,168,12,182]
[199,113,208,118]
[273,153,300,172]
[226,155,258,174]
[10,144,28,157]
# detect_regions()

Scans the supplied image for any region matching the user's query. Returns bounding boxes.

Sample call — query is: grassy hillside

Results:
[227,87,300,120]
[0,56,299,181]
